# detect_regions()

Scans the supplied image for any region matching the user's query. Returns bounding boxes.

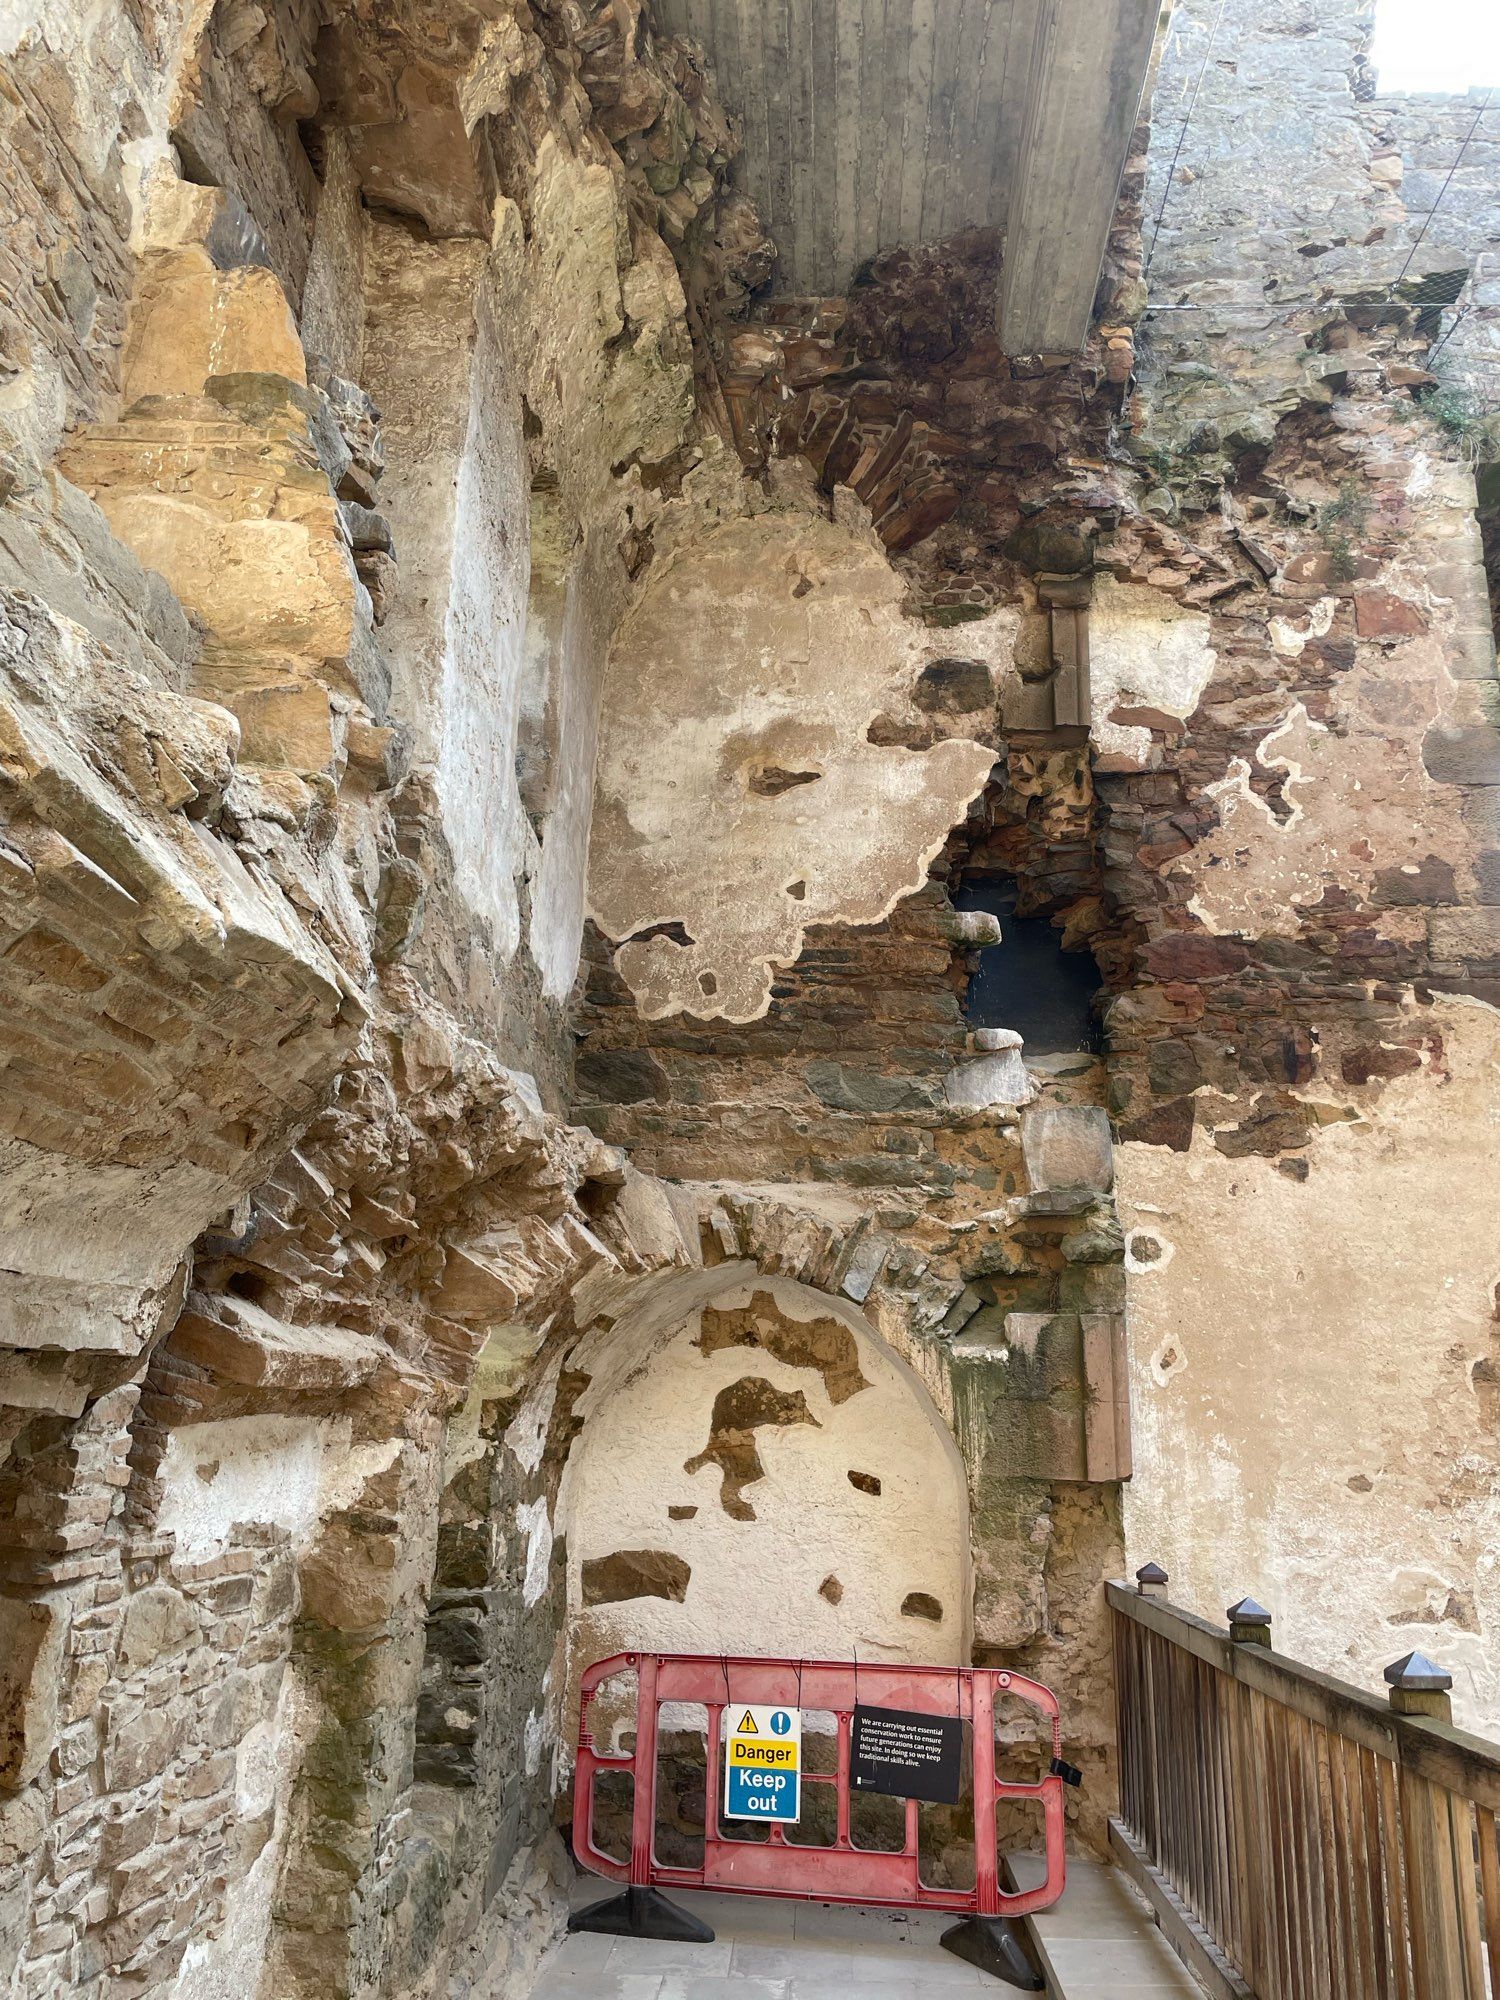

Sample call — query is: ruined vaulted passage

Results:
[7,0,1500,1988]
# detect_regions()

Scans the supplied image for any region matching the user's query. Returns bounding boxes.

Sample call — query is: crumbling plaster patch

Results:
[156,1415,400,1556]
[171,1666,306,2000]
[1089,577,1218,767]
[1119,995,1500,1729]
[1186,657,1470,936]
[517,1493,554,1609]
[588,485,996,1020]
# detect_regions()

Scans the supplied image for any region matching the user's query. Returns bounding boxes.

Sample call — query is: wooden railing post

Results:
[1387,1652,1487,2000]
[1227,1596,1272,1648]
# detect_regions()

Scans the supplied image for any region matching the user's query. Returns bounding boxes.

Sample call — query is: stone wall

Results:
[0,1,782,1994]
[1,0,1498,1994]
[1120,0,1500,1727]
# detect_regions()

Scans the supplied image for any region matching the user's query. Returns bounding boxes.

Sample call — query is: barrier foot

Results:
[940,1915,1044,1989]
[568,1884,715,1944]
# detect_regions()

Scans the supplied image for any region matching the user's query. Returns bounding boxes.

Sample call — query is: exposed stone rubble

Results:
[0,1,772,1992]
[0,0,1498,1995]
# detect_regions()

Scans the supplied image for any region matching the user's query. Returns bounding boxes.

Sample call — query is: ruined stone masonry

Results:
[0,0,1497,1993]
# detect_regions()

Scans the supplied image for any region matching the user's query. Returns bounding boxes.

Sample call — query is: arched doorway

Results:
[557,1267,972,1710]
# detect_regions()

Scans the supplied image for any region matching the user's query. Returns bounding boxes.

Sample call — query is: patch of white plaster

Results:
[1270,595,1337,659]
[588,486,995,1020]
[446,1323,544,1478]
[517,1494,554,1607]
[1404,450,1434,500]
[1120,996,1500,1732]
[1150,1334,1188,1385]
[157,1417,401,1558]
[1125,1228,1175,1275]
[524,1705,545,1777]
[1186,709,1331,934]
[1088,577,1218,766]
[506,1348,564,1475]
[157,1417,326,1554]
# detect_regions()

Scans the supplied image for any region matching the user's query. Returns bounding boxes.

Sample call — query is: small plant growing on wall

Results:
[1318,477,1371,583]
[1420,384,1500,468]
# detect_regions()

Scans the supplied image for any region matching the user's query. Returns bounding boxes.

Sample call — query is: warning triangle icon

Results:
[737,1710,758,1734]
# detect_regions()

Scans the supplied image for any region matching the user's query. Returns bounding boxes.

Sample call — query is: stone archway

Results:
[556,1265,972,1720]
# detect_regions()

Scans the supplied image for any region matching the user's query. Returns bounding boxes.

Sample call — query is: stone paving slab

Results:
[1010,1853,1207,1999]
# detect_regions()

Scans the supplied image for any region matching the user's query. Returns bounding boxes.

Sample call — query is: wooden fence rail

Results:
[1108,1575,1500,2000]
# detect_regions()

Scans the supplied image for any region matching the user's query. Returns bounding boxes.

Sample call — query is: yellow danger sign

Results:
[724,1704,802,1822]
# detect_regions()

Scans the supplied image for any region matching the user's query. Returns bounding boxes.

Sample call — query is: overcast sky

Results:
[1372,0,1500,92]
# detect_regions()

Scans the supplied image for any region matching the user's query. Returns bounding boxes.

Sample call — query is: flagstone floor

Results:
[526,1860,1207,1999]
[530,1878,1019,1998]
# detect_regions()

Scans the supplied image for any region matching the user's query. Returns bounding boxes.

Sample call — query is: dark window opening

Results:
[954,878,1102,1056]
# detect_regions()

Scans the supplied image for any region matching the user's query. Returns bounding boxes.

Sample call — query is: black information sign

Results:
[850,1703,963,1805]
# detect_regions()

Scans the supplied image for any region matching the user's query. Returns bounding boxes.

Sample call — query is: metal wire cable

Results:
[1145,0,1230,283]
[1426,300,1471,366]
[1390,88,1494,297]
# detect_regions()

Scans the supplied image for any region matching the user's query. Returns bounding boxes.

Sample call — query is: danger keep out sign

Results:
[723,1704,801,1823]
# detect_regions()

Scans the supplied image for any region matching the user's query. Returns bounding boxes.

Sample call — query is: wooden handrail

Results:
[1108,1576,1500,2000]
[1108,1581,1500,1811]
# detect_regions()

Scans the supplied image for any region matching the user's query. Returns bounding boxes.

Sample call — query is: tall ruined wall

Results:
[1,0,1498,1994]
[572,227,1156,1845]
[1118,0,1500,1727]
[0,3,777,1996]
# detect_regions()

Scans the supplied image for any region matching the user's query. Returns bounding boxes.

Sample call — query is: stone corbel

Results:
[1037,571,1093,730]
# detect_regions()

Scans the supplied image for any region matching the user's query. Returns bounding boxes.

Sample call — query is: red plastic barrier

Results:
[573,1651,1067,1920]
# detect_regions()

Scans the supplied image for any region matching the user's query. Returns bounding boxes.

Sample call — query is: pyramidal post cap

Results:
[1383,1650,1453,1692]
[1227,1597,1271,1623]
[1135,1561,1168,1589]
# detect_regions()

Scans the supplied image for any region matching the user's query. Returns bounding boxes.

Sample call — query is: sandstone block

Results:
[1424,724,1500,786]
[233,683,340,777]
[169,1295,379,1398]
[581,1549,691,1607]
[99,1805,159,1872]
[944,1049,1035,1110]
[122,252,306,402]
[1021,1105,1114,1193]
[805,1061,939,1113]
[100,1699,183,1793]
[434,1246,521,1321]
[0,1598,66,1792]
[1353,588,1427,639]
[118,1587,199,1672]
[574,1047,669,1104]
[1428,908,1500,962]
[1449,628,1498,681]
